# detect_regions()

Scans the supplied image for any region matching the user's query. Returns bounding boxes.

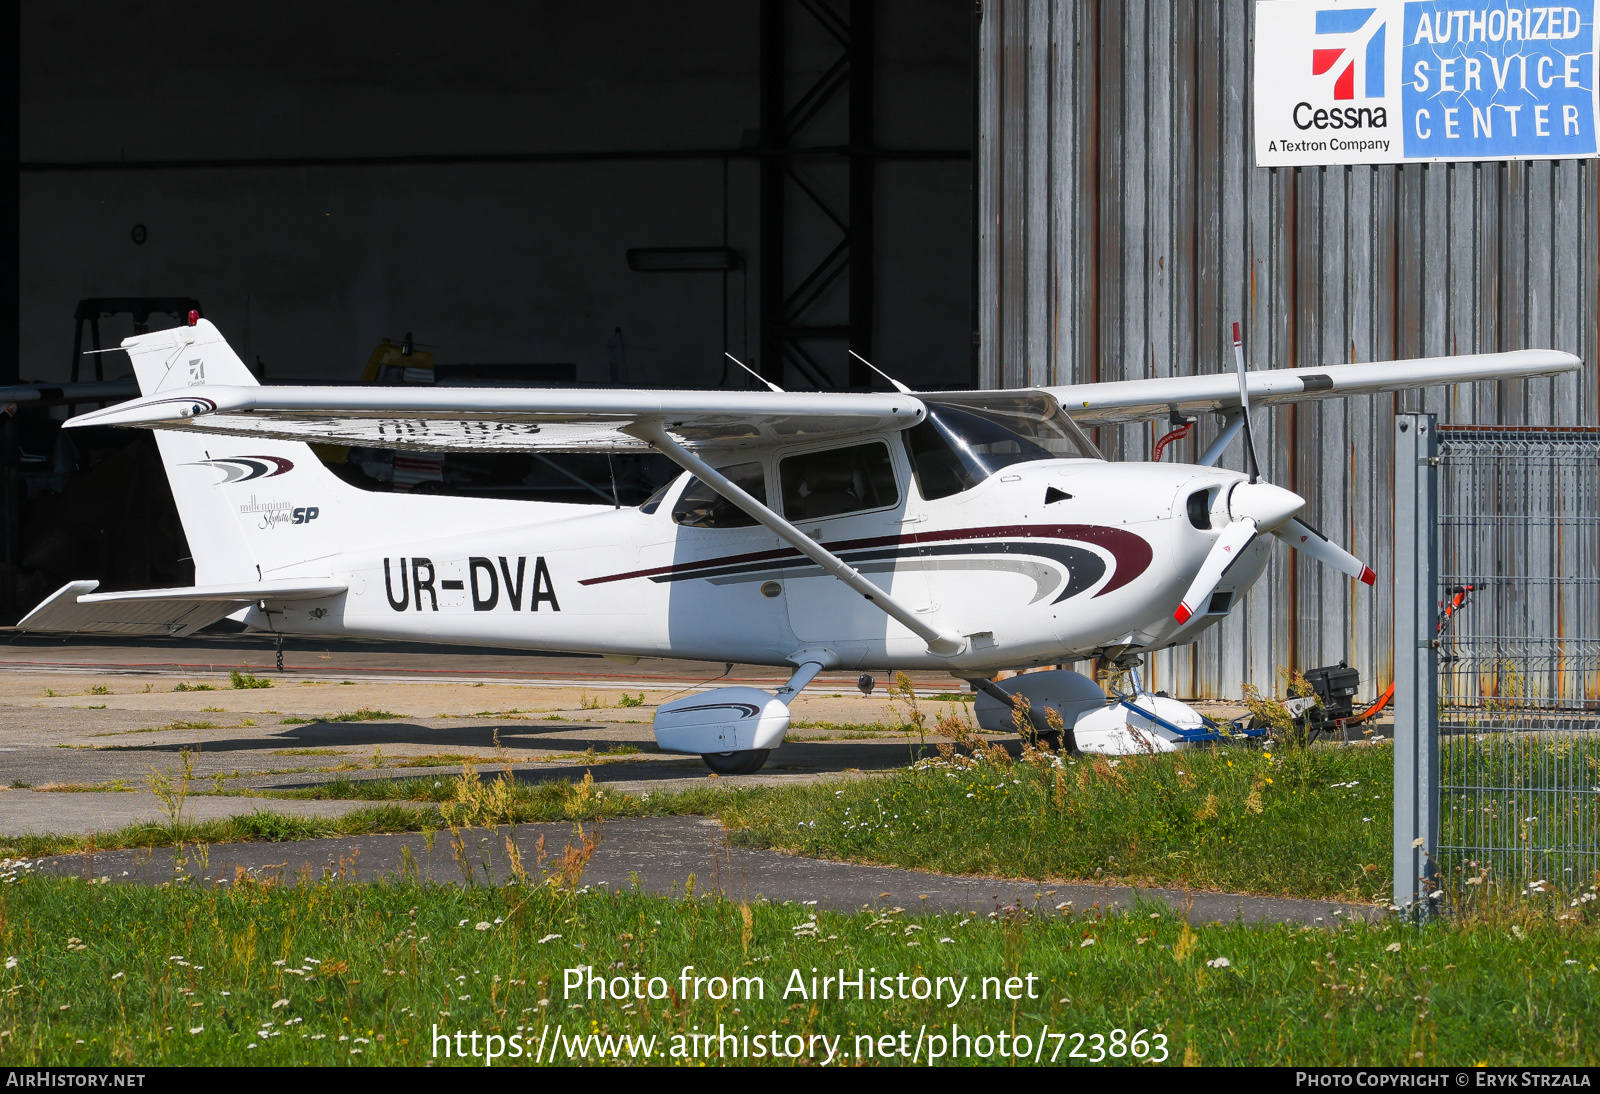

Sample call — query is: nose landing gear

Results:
[702,749,772,776]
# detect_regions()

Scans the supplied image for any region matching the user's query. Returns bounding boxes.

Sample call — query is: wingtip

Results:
[1360,566,1377,586]
[1173,604,1193,625]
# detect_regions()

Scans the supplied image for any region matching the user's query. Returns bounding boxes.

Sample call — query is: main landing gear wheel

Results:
[702,749,770,775]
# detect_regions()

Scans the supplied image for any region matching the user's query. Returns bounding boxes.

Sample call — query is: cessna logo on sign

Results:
[1310,7,1389,103]
[1255,0,1598,165]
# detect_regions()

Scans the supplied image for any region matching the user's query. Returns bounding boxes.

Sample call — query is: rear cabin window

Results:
[671,463,767,528]
[779,442,899,521]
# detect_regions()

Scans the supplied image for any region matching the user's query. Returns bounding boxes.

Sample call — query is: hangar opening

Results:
[14,1,977,620]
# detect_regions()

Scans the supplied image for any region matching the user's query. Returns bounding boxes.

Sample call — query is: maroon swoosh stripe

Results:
[580,524,1151,598]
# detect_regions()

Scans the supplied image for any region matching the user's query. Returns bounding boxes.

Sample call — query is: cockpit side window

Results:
[903,414,983,501]
[671,463,767,528]
[779,442,899,521]
[901,402,1052,501]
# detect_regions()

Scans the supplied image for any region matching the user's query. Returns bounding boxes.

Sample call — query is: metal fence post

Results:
[1393,413,1439,916]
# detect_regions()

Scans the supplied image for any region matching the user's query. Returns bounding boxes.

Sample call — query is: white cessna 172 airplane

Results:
[22,317,1578,772]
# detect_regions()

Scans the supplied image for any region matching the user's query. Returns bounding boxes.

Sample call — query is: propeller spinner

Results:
[1173,325,1378,625]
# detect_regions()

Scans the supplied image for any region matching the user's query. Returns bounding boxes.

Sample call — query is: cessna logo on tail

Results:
[191,455,295,483]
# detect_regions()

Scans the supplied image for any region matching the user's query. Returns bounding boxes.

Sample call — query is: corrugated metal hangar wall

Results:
[976,0,1600,700]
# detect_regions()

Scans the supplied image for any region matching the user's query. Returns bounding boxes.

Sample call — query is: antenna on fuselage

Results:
[849,349,913,394]
[726,352,784,393]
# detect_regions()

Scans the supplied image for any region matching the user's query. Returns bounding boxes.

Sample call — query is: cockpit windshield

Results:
[903,392,1101,501]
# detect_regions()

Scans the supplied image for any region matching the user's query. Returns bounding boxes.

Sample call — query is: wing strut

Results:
[631,421,968,658]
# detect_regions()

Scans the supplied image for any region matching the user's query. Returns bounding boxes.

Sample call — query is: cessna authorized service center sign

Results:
[1255,0,1599,165]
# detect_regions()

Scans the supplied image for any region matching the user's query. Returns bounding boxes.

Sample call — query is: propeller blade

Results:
[1174,518,1259,625]
[1273,518,1378,585]
[1232,322,1262,484]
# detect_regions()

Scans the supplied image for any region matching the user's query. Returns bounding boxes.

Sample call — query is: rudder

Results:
[120,320,349,585]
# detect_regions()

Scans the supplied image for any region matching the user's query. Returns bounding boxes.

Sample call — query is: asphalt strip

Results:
[22,816,1380,927]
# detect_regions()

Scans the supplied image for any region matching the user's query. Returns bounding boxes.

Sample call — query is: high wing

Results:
[63,339,1576,450]
[1045,349,1580,425]
[64,384,926,453]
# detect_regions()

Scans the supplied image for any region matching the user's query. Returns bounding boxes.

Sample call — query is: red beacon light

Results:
[187,310,199,326]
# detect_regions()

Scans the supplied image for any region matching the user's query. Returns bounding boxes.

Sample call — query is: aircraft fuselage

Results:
[245,449,1265,673]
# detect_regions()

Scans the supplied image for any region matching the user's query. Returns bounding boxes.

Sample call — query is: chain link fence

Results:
[1435,427,1600,895]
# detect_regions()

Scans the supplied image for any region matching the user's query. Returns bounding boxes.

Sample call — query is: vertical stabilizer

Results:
[119,321,348,585]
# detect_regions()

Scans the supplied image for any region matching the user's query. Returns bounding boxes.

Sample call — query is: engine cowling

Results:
[653,686,792,755]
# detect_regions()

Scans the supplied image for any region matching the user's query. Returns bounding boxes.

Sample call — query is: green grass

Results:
[0,806,431,859]
[6,738,1570,908]
[792,720,897,734]
[173,682,216,693]
[231,670,274,690]
[728,745,1396,901]
[0,873,1594,1066]
[0,745,1392,901]
[276,711,399,727]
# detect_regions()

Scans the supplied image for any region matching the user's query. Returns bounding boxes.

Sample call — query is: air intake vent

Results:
[1045,487,1073,505]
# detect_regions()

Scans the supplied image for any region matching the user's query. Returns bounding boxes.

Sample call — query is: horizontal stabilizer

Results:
[17,579,346,637]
